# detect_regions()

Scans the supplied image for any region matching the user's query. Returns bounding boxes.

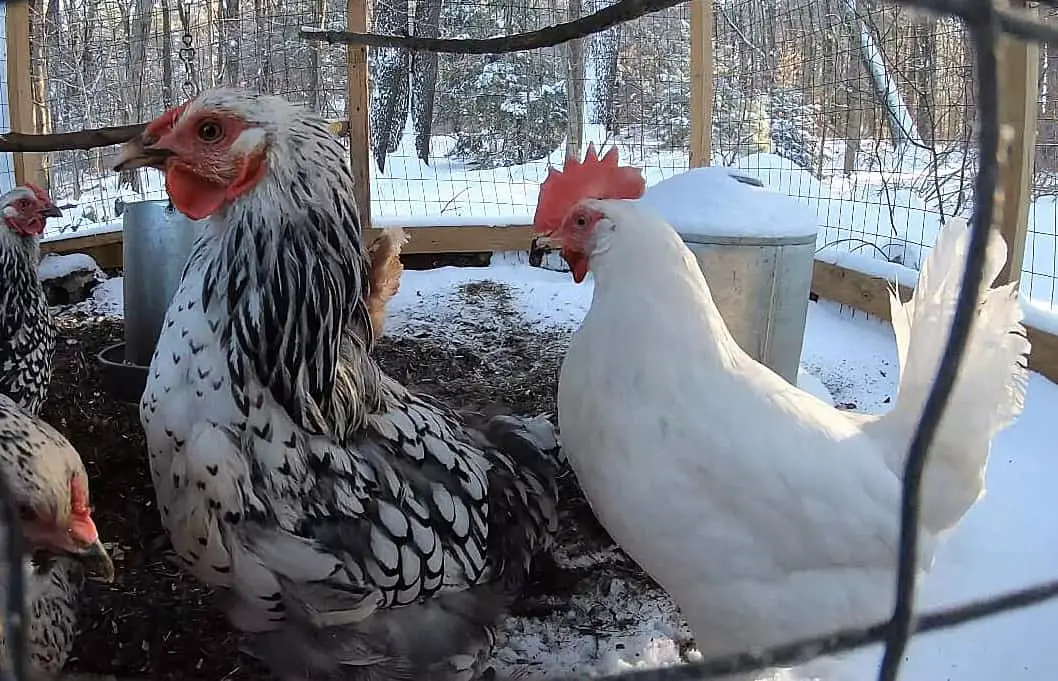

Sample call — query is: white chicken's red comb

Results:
[533,143,646,235]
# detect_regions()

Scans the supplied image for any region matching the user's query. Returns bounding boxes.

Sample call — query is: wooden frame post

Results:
[995,0,1038,286]
[6,1,44,188]
[347,0,372,228]
[688,0,713,168]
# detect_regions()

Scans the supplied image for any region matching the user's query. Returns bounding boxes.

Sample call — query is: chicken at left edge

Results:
[0,183,116,679]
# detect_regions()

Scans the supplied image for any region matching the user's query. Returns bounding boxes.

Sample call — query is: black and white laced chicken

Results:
[0,394,115,678]
[0,184,114,678]
[112,87,562,681]
[0,185,62,414]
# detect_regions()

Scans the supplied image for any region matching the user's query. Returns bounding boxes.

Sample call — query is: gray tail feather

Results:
[462,413,564,589]
[241,588,508,681]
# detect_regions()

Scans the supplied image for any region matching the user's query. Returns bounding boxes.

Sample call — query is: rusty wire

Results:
[1,0,1056,680]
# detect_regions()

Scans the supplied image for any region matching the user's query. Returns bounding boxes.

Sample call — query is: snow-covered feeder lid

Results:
[637,167,818,245]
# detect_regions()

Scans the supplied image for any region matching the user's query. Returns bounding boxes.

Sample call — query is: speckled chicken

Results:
[0,185,62,414]
[112,88,562,681]
[0,393,114,679]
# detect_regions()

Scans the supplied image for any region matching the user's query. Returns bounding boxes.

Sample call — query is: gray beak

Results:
[41,205,62,218]
[112,137,173,173]
[68,538,115,583]
[533,233,561,250]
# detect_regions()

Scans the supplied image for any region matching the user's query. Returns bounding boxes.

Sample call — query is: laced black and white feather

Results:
[0,187,56,415]
[141,88,561,681]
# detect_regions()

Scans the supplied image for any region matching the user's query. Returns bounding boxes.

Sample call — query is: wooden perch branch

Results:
[0,120,350,154]
[299,0,686,53]
[0,124,147,153]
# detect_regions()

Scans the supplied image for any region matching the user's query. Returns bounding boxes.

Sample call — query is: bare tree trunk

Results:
[368,0,411,171]
[220,0,241,86]
[161,0,174,107]
[411,0,442,162]
[565,0,585,158]
[1037,9,1058,177]
[912,20,936,143]
[32,0,57,187]
[121,0,157,192]
[307,0,325,110]
[254,0,273,91]
[584,0,620,130]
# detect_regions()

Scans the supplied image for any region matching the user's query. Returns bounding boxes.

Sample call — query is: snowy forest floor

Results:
[46,258,1058,681]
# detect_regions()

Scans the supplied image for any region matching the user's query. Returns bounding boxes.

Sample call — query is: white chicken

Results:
[533,146,1030,677]
[111,88,562,681]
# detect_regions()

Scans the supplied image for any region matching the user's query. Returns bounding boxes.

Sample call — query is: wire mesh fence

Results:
[714,0,978,288]
[368,0,691,220]
[25,0,693,229]
[28,0,346,232]
[712,0,1058,313]
[0,3,24,197]
[4,0,1058,680]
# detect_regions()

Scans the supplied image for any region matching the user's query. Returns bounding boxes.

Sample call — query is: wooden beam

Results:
[40,230,123,254]
[995,0,1038,285]
[1026,325,1058,388]
[39,224,535,265]
[688,0,713,168]
[6,1,44,187]
[812,259,1058,385]
[811,260,910,322]
[365,225,534,254]
[347,0,372,228]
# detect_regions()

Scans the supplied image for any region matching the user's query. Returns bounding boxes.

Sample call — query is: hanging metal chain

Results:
[177,0,198,99]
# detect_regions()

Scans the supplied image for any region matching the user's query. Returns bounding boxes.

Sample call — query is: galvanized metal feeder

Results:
[98,200,205,403]
[639,167,819,385]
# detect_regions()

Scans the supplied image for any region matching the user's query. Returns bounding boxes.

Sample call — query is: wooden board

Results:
[688,0,713,168]
[41,224,535,262]
[5,1,43,186]
[810,260,911,321]
[347,0,372,228]
[995,0,1039,285]
[812,260,1058,385]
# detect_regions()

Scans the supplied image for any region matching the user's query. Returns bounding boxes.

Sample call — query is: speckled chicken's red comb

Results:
[533,144,646,234]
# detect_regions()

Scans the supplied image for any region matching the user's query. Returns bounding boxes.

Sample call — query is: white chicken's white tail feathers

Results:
[878,216,1030,535]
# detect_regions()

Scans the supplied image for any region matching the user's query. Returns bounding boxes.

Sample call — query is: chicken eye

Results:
[575,215,587,226]
[198,121,223,142]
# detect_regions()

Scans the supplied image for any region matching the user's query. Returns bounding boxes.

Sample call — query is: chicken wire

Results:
[0,2,22,197]
[715,0,1058,314]
[27,0,347,232]
[368,0,690,220]
[3,0,1058,680]
[714,0,977,283]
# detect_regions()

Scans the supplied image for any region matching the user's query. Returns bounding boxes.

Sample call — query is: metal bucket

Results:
[122,200,206,367]
[682,233,815,384]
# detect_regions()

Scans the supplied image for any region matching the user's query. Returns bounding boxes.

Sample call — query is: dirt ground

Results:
[43,290,635,680]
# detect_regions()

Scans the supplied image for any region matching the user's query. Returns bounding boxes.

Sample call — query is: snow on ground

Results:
[37,252,101,281]
[39,131,1058,317]
[67,261,1058,680]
